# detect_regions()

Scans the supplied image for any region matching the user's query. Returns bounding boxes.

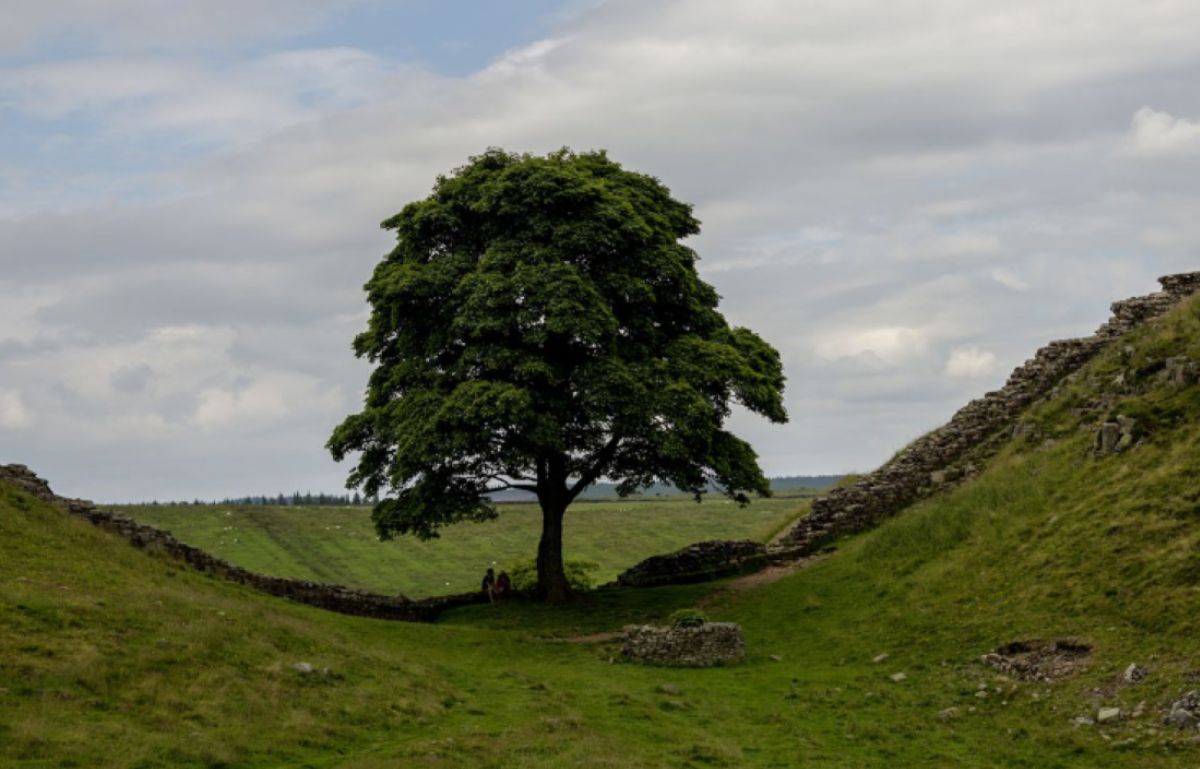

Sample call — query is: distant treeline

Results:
[124,475,844,507]
[125,492,374,507]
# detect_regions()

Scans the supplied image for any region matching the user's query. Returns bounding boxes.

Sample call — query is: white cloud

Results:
[815,326,930,366]
[944,347,998,378]
[0,390,32,429]
[1127,107,1200,159]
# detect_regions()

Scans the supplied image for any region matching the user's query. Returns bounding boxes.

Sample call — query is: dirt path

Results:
[696,553,828,609]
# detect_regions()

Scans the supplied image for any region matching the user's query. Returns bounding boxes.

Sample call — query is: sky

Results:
[2,0,1199,502]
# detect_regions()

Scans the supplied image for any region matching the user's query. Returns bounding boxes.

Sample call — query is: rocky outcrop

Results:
[621,622,746,667]
[774,272,1200,556]
[0,464,483,622]
[611,539,767,588]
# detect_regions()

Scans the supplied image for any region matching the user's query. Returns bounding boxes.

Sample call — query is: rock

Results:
[1123,663,1147,684]
[1073,716,1095,726]
[975,690,988,699]
[1165,708,1198,730]
[930,470,946,485]
[656,683,682,696]
[1166,691,1200,730]
[292,662,315,674]
[1095,422,1121,454]
[889,672,907,683]
[872,653,889,664]
[768,654,783,662]
[1132,701,1146,718]
[937,706,961,720]
[1097,707,1121,724]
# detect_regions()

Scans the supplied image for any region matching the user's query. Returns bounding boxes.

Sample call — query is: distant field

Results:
[120,493,812,597]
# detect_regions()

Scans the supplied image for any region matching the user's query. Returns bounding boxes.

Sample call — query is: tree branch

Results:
[567,434,621,503]
[482,477,539,494]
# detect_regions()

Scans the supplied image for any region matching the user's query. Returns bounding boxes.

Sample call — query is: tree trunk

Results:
[535,496,570,603]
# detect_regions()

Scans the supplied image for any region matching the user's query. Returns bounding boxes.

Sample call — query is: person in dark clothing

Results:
[494,570,512,600]
[481,567,496,602]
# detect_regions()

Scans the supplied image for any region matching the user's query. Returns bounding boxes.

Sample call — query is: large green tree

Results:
[329,148,787,602]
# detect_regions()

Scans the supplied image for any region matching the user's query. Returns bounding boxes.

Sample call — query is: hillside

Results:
[4,288,1200,767]
[119,493,812,597]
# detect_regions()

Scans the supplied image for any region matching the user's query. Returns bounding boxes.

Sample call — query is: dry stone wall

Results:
[621,622,747,667]
[610,539,767,588]
[0,464,483,622]
[774,272,1200,556]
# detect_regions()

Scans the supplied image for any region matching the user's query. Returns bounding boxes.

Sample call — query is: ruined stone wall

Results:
[0,464,483,622]
[774,272,1200,556]
[610,539,767,588]
[621,622,746,667]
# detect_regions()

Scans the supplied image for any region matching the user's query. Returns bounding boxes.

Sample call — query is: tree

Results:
[328,148,787,602]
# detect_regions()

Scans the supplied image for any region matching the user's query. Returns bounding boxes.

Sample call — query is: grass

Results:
[3,294,1200,767]
[116,494,813,597]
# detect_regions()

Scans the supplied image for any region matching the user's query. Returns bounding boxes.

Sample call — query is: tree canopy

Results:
[328,148,787,601]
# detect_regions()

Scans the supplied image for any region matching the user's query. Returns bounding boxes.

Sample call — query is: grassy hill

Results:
[4,293,1200,767]
[117,494,813,597]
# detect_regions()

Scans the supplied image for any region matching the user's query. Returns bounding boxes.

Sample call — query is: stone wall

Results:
[621,622,746,667]
[0,464,484,622]
[611,539,768,588]
[773,271,1200,556]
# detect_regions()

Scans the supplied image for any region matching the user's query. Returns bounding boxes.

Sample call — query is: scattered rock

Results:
[1123,663,1148,684]
[889,672,907,683]
[656,683,682,696]
[937,706,961,720]
[975,690,988,699]
[1165,691,1200,731]
[768,654,783,662]
[1073,716,1095,726]
[872,653,890,664]
[291,662,315,674]
[1097,707,1121,724]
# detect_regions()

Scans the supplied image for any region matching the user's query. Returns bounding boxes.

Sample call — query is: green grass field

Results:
[117,494,812,597]
[4,294,1200,768]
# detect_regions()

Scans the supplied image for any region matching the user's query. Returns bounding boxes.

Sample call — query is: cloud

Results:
[0,390,33,429]
[1126,107,1200,158]
[815,327,930,366]
[944,347,998,378]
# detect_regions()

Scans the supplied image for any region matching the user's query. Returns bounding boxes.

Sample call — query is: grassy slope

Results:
[117,495,811,597]
[3,295,1199,768]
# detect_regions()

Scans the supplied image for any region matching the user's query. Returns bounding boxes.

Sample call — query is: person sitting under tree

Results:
[494,570,512,600]
[481,568,496,602]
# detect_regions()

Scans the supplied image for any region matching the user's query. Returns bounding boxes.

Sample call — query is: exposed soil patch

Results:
[981,639,1092,682]
[696,553,830,611]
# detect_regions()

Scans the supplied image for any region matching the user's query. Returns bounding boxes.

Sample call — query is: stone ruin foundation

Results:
[981,639,1092,682]
[621,622,747,667]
